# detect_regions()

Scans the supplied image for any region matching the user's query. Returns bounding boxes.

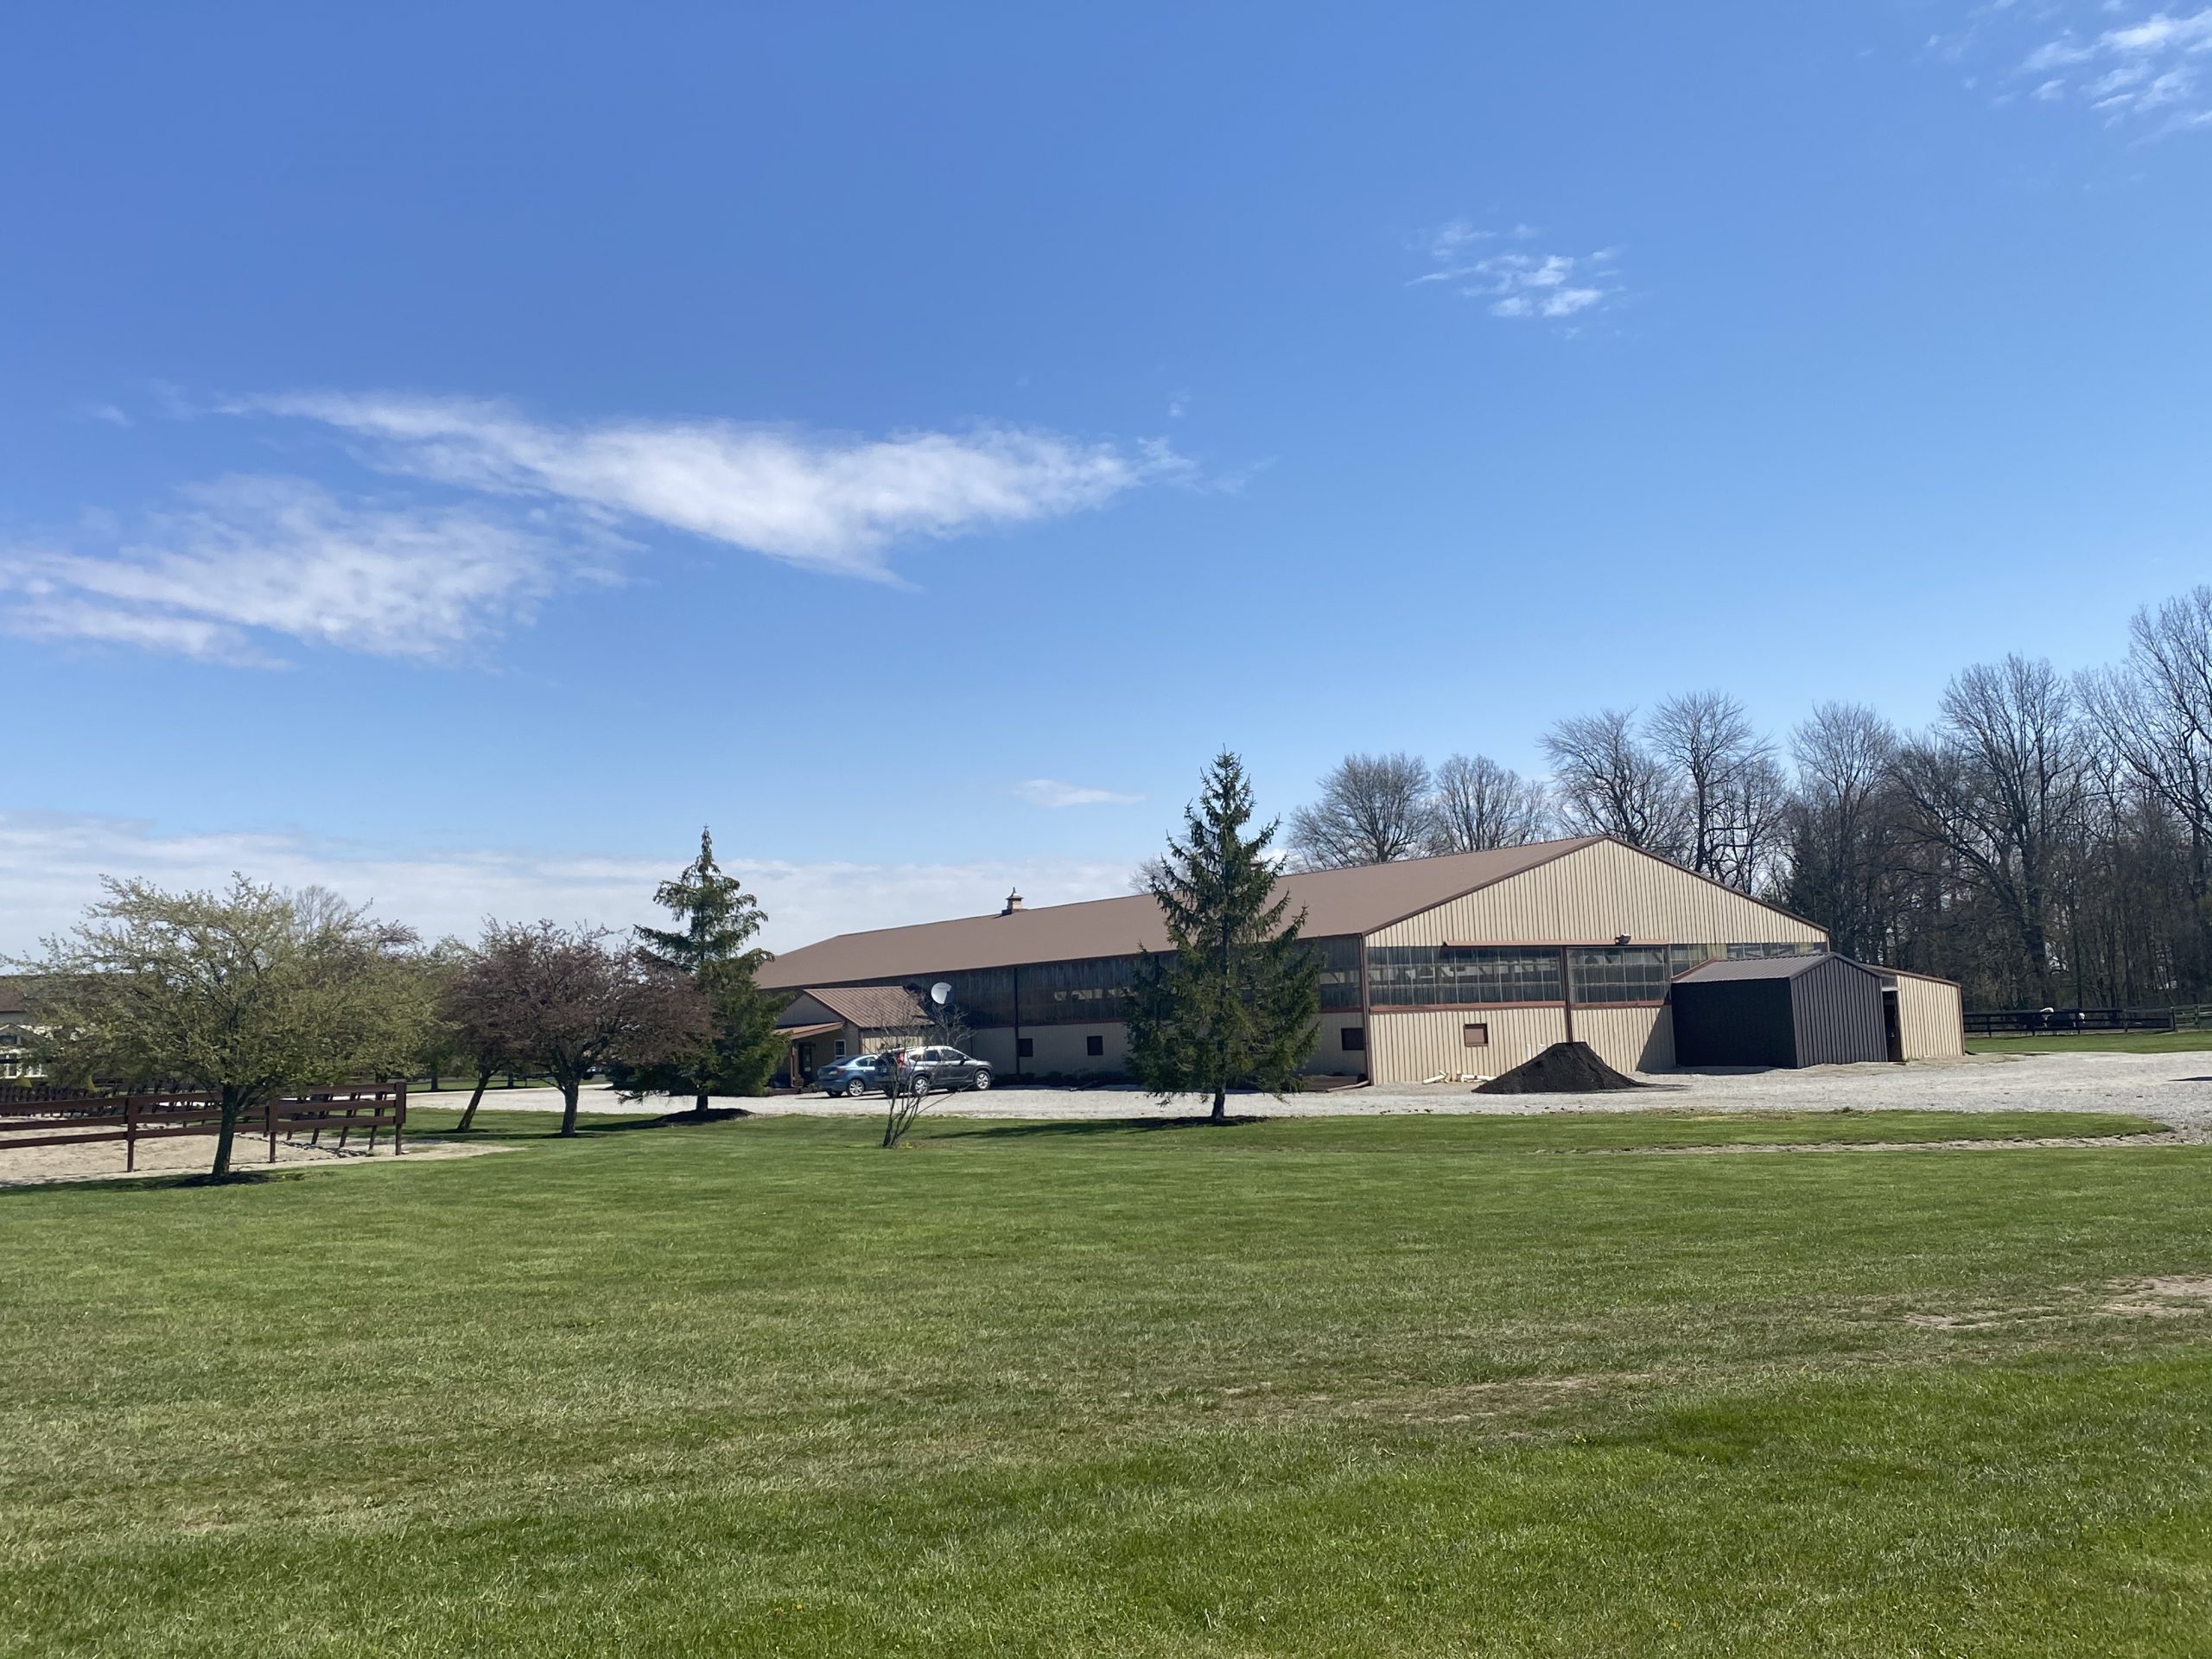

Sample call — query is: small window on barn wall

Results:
[834,1039,847,1058]
[1086,1033,1105,1057]
[1464,1023,1490,1048]
[1340,1027,1366,1052]
[1017,1037,1034,1058]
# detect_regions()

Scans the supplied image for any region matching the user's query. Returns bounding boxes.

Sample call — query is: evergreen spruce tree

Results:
[620,829,783,1115]
[1125,750,1322,1122]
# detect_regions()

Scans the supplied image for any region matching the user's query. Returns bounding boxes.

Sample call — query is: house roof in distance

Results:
[782,983,931,1029]
[758,837,1605,989]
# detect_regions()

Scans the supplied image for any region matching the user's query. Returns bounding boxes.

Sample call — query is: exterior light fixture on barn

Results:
[758,835,1966,1085]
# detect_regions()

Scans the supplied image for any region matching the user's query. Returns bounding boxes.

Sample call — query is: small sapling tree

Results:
[872,985,971,1148]
[1125,750,1321,1122]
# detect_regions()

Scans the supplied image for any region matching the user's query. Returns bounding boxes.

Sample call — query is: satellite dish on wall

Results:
[930,982,952,1007]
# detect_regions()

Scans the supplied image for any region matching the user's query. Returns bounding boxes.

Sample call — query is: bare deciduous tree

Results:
[1649,691,1782,889]
[1720,750,1792,895]
[1893,657,2085,1006]
[1425,754,1551,853]
[1541,709,1691,860]
[1783,702,1903,960]
[1287,753,1434,869]
[2081,585,2212,988]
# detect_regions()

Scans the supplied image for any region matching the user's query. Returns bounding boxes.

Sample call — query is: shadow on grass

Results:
[412,1105,758,1143]
[0,1167,310,1199]
[571,1107,758,1136]
[414,1117,687,1142]
[951,1115,1272,1141]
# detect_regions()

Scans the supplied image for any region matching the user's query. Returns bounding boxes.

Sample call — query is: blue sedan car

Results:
[813,1053,892,1098]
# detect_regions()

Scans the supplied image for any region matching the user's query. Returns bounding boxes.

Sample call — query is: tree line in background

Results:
[1284,584,2212,1013]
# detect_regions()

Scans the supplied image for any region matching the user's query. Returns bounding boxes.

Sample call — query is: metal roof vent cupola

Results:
[1001,890,1025,916]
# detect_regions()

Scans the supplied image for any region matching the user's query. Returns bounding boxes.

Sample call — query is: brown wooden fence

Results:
[0,1084,408,1172]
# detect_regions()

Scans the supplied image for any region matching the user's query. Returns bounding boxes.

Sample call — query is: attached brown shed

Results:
[1880,968,1967,1060]
[1671,954,1891,1069]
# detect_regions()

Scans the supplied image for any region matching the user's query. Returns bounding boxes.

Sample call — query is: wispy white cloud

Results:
[242,392,1188,583]
[1970,4,2212,130]
[0,476,588,664]
[1410,224,1624,326]
[0,809,1136,959]
[1013,779,1145,808]
[5,395,1187,663]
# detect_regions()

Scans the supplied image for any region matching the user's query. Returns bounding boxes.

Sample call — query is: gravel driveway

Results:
[440,1052,2212,1129]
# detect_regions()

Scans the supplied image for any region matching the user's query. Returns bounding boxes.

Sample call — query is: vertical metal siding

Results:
[1572,1006,1675,1073]
[1368,1006,1668,1081]
[1313,1016,1370,1077]
[1788,957,1889,1066]
[1367,839,1828,950]
[1673,980,1798,1067]
[1370,1007,1571,1080]
[1893,976,1966,1058]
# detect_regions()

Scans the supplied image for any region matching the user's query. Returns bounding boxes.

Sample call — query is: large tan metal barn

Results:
[758,835,1967,1084]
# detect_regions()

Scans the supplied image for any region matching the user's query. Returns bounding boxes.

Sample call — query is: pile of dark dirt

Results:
[1476,1041,1646,1095]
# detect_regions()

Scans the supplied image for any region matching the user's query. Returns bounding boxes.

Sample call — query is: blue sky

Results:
[5,2,2209,950]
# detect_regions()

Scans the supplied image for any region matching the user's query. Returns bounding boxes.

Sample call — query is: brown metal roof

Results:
[1877,965,1963,989]
[782,983,931,1029]
[1675,954,1860,984]
[758,837,1604,989]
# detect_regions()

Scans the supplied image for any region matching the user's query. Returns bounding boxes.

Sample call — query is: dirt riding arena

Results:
[0,1136,502,1188]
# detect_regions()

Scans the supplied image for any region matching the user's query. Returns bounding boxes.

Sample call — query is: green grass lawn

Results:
[4,1105,2209,1656]
[1967,1029,2212,1055]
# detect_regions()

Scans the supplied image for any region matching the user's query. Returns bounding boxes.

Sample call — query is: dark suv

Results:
[900,1046,994,1094]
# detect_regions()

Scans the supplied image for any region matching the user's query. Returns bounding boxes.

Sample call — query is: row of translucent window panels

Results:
[888,940,1821,1027]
